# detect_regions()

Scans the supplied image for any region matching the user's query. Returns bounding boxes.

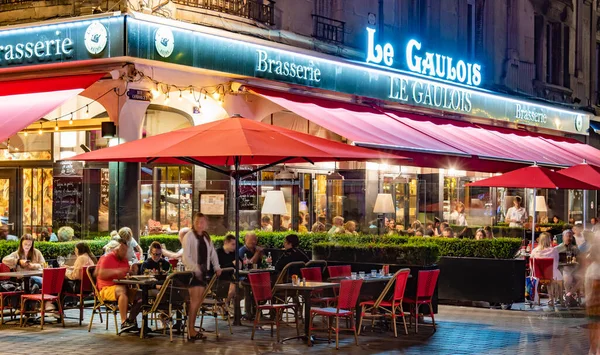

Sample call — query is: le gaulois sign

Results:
[365,27,482,87]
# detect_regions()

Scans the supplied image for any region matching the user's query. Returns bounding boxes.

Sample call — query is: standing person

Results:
[94,237,141,332]
[64,242,97,293]
[585,235,600,355]
[592,217,600,234]
[506,196,528,228]
[238,231,264,265]
[261,216,273,232]
[450,202,468,226]
[182,212,221,341]
[162,227,189,260]
[574,223,589,252]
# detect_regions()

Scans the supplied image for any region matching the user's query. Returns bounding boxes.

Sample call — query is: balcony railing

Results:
[312,14,345,44]
[172,0,274,26]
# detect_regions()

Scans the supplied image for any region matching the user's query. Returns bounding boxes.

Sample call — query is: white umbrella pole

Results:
[532,188,537,248]
[584,190,588,230]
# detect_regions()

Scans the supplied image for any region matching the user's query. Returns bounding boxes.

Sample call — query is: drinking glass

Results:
[350,272,357,280]
[359,271,365,279]
[371,270,377,277]
[57,256,65,267]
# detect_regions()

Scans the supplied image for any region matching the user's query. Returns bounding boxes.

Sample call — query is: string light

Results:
[69,113,73,125]
[38,122,43,135]
[178,90,183,101]
[54,120,59,131]
[23,131,28,137]
[85,105,89,118]
[152,84,160,98]
[164,91,170,105]
[212,91,220,100]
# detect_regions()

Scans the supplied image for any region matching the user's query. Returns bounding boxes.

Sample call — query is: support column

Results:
[105,86,150,239]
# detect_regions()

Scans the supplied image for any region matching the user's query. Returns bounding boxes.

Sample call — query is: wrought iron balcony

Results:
[172,0,275,26]
[312,14,345,44]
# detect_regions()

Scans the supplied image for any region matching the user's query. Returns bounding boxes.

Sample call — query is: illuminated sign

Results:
[255,49,321,84]
[366,27,482,87]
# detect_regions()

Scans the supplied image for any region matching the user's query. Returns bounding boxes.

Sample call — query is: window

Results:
[467,0,475,59]
[534,15,544,81]
[412,0,427,37]
[546,22,561,85]
[596,42,600,104]
[563,26,570,88]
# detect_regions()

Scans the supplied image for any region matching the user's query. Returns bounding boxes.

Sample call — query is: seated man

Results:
[275,234,309,272]
[216,234,239,307]
[238,231,263,266]
[95,237,142,333]
[141,242,171,275]
[557,229,580,298]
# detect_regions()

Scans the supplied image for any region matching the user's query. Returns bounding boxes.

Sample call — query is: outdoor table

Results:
[559,262,579,268]
[0,270,43,294]
[273,281,339,343]
[113,277,158,337]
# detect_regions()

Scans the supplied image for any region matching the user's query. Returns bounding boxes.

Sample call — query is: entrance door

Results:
[0,169,18,235]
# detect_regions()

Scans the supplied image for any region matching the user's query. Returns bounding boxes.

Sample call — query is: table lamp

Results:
[373,193,395,234]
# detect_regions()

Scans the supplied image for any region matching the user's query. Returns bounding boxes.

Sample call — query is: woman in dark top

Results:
[275,234,309,272]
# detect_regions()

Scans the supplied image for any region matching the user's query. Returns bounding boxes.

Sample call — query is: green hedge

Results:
[411,237,522,259]
[313,242,440,266]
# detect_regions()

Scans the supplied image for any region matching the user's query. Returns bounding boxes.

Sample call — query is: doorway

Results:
[0,169,18,236]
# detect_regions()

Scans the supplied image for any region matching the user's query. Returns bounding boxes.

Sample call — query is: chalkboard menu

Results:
[53,176,83,234]
[239,172,258,211]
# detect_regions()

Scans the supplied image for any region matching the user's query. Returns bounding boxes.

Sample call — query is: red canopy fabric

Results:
[66,116,408,166]
[557,163,600,189]
[251,87,594,172]
[467,165,599,189]
[0,74,104,143]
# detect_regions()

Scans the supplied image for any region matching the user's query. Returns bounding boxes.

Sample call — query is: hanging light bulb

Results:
[23,131,28,137]
[69,113,73,125]
[38,122,43,135]
[178,90,183,101]
[164,91,170,104]
[54,120,59,131]
[212,91,220,100]
[151,84,160,98]
[85,105,89,118]
[189,87,193,94]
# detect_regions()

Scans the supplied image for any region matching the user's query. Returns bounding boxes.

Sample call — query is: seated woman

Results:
[275,234,309,272]
[531,232,562,305]
[64,242,97,293]
[2,234,45,292]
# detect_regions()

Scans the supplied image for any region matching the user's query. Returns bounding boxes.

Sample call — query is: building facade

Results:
[0,0,598,239]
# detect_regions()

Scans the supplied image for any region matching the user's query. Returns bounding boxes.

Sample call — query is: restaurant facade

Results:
[0,9,599,238]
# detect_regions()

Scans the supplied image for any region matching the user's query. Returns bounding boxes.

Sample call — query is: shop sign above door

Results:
[0,16,124,69]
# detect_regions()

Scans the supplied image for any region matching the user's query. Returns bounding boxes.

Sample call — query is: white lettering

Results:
[254,49,321,83]
[406,39,421,73]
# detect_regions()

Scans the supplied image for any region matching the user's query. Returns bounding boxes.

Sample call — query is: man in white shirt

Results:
[573,223,588,251]
[450,202,468,226]
[505,196,528,228]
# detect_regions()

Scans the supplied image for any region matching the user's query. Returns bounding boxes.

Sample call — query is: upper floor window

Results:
[312,15,345,44]
[171,0,275,25]
[467,0,484,60]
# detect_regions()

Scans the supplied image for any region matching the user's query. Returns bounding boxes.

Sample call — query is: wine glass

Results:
[57,256,65,267]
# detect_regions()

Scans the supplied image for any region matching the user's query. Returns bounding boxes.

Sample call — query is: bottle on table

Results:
[243,254,249,271]
[266,252,272,268]
[177,259,184,272]
[552,236,558,247]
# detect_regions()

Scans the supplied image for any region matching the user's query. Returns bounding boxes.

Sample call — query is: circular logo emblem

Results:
[575,115,584,132]
[155,27,174,58]
[84,21,108,55]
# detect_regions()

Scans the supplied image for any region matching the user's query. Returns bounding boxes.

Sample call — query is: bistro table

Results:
[113,277,158,337]
[273,281,339,343]
[0,270,43,294]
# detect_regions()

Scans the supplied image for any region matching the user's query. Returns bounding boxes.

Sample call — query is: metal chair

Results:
[248,272,300,342]
[358,268,410,337]
[61,265,94,326]
[308,279,364,350]
[301,267,336,307]
[0,263,22,325]
[306,260,327,273]
[272,261,306,321]
[404,269,440,333]
[20,267,67,330]
[199,267,235,338]
[531,257,556,305]
[86,265,119,335]
[140,271,194,341]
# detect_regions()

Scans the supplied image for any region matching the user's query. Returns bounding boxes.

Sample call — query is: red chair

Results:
[248,272,300,342]
[301,267,336,306]
[308,279,363,350]
[404,269,440,333]
[328,265,351,278]
[20,267,67,330]
[61,265,94,325]
[0,263,22,325]
[359,268,410,337]
[531,257,555,305]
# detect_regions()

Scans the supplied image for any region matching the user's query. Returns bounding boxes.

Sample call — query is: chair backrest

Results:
[248,272,273,303]
[531,258,554,281]
[300,267,323,282]
[86,266,99,294]
[168,259,178,269]
[392,268,411,302]
[306,260,327,273]
[41,267,67,295]
[212,267,235,300]
[416,269,440,300]
[274,261,306,285]
[150,271,194,313]
[328,265,351,278]
[337,279,363,310]
[79,265,94,293]
[0,263,10,281]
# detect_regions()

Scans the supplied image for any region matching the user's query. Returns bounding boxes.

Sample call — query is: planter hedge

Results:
[313,242,440,266]
[415,237,522,259]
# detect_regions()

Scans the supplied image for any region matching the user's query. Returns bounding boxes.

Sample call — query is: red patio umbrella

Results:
[558,162,600,229]
[66,115,408,324]
[467,165,598,245]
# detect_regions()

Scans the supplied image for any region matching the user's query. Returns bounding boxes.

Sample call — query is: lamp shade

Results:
[373,193,395,213]
[534,195,547,212]
[261,190,288,215]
